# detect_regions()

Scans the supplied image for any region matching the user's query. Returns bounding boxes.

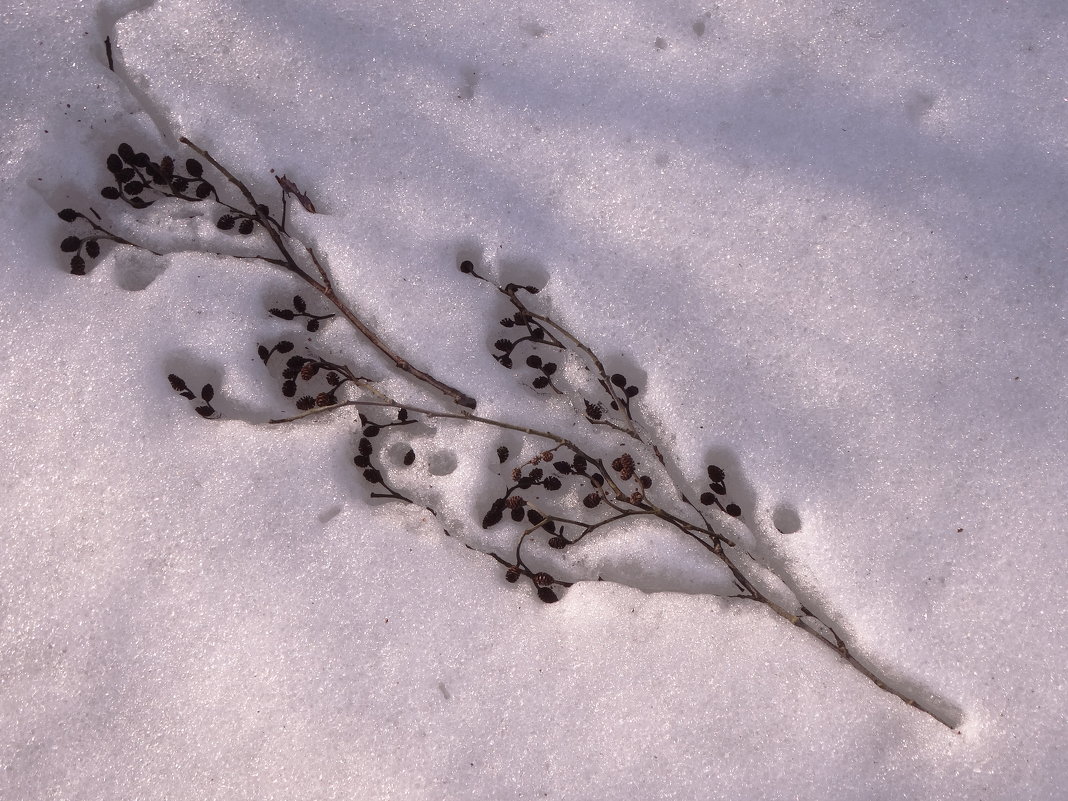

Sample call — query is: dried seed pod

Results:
[57,208,79,222]
[582,492,601,509]
[505,496,525,509]
[707,465,726,483]
[537,587,560,603]
[238,218,255,235]
[548,536,567,549]
[511,467,522,481]
[300,363,317,381]
[510,507,525,522]
[402,449,416,466]
[60,236,81,253]
[315,393,332,407]
[700,492,715,506]
[725,504,742,517]
[362,468,383,484]
[84,240,100,259]
[543,476,562,491]
[532,572,554,588]
[505,566,521,583]
[459,259,474,273]
[296,396,316,410]
[497,446,509,463]
[639,475,652,489]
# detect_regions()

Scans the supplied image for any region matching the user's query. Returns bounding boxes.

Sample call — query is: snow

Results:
[2,0,1066,799]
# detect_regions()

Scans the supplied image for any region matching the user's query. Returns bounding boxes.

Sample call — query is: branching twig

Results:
[56,133,960,731]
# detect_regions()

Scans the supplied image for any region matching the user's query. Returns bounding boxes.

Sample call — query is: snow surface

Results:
[2,0,1066,798]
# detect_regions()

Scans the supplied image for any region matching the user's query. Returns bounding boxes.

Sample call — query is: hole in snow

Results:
[428,450,457,476]
[318,504,343,524]
[113,250,166,291]
[457,66,479,100]
[773,505,802,534]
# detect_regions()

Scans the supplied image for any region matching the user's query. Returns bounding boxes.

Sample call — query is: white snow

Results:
[1,1,1066,799]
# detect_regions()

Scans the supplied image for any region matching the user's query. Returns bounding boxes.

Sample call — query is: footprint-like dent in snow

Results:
[112,249,167,291]
[497,255,550,291]
[772,504,802,534]
[457,66,479,100]
[427,450,458,477]
[905,89,937,122]
[522,21,547,37]
[654,37,669,50]
[318,504,343,524]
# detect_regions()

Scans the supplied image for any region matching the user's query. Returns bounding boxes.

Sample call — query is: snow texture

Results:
[2,0,1066,799]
